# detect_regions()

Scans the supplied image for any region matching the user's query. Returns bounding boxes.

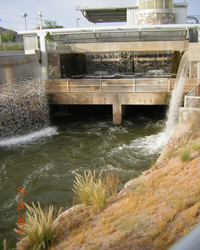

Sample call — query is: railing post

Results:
[67,79,69,92]
[133,79,136,93]
[168,79,171,92]
[184,95,187,107]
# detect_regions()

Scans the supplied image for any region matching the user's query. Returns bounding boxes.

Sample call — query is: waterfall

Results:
[0,55,50,140]
[164,50,189,139]
[144,51,190,152]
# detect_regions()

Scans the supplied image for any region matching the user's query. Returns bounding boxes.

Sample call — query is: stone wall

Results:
[135,12,175,25]
[86,51,177,75]
[48,53,61,79]
[86,52,134,75]
[134,51,172,73]
[60,53,86,78]
[48,50,182,79]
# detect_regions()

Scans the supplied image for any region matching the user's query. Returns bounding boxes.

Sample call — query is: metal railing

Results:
[168,223,200,250]
[46,78,199,94]
[184,83,200,107]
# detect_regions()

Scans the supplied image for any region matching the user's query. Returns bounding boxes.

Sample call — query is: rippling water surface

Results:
[0,106,167,242]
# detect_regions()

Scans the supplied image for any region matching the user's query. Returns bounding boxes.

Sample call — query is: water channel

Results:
[0,51,189,243]
[0,104,167,242]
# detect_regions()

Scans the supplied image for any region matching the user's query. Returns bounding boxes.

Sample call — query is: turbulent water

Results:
[0,108,166,242]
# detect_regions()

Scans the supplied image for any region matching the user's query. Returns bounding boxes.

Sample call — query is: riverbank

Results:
[17,110,200,250]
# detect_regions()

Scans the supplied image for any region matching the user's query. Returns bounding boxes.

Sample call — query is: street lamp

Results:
[77,18,80,27]
[22,13,27,30]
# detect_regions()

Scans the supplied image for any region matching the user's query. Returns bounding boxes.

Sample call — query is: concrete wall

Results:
[71,41,189,53]
[179,107,200,124]
[47,92,170,124]
[189,43,200,62]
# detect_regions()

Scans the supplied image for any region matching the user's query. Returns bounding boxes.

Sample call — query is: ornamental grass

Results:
[15,202,58,250]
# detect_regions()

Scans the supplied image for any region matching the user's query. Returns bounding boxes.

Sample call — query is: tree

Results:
[36,20,63,40]
[1,30,16,42]
[43,20,63,29]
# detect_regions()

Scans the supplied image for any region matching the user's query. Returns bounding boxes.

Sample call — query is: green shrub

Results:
[0,239,16,250]
[165,149,172,159]
[15,202,57,250]
[180,147,191,162]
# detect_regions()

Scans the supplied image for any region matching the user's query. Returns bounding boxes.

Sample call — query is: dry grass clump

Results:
[15,202,59,250]
[73,170,106,208]
[72,170,120,209]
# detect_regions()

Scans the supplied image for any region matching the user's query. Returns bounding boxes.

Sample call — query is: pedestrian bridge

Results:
[45,78,199,124]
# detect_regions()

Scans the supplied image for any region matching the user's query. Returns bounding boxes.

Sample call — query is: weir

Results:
[0,55,49,139]
[0,54,197,131]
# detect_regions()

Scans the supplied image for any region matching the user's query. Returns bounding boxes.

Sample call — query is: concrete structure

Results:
[17,2,200,124]
[18,23,200,81]
[45,78,198,124]
[77,1,188,26]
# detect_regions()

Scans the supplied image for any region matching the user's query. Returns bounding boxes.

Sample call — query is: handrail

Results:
[184,84,200,107]
[46,78,200,94]
[168,223,200,250]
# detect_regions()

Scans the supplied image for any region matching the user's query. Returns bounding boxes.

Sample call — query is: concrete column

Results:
[112,103,122,125]
[38,32,48,80]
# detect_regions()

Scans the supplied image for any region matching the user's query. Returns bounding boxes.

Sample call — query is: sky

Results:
[0,0,199,32]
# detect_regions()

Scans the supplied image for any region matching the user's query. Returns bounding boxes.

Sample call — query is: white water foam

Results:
[163,51,189,140]
[0,127,58,147]
[121,51,190,155]
[143,51,190,152]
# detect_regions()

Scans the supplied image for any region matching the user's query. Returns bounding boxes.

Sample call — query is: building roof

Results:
[77,3,188,23]
[76,6,138,23]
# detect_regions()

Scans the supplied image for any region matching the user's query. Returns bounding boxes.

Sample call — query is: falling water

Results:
[164,50,189,138]
[0,55,50,140]
[141,51,190,152]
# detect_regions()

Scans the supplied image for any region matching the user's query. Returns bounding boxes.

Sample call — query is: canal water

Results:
[0,104,167,242]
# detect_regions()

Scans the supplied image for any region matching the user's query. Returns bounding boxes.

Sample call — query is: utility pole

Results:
[22,13,27,30]
[77,18,80,27]
[38,11,42,29]
[0,19,1,43]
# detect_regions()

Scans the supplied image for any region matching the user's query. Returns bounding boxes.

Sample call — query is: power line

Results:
[188,0,197,5]
[1,19,37,25]
[0,11,43,20]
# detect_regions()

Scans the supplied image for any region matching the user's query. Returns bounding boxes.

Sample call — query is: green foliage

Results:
[180,147,191,162]
[14,202,57,250]
[0,43,24,51]
[165,149,172,159]
[192,143,200,152]
[1,30,16,42]
[43,20,63,29]
[0,239,16,250]
[36,20,63,41]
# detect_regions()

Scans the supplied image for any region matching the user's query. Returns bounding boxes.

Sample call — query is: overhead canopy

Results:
[51,28,187,44]
[76,6,137,23]
[18,24,200,45]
